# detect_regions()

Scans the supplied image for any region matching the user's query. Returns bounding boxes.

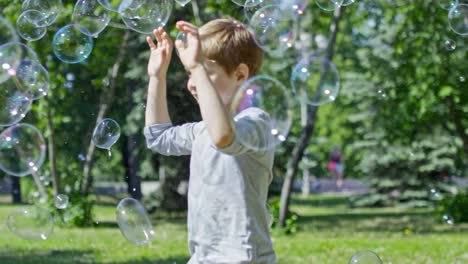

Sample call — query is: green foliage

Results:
[268,197,298,235]
[437,189,468,223]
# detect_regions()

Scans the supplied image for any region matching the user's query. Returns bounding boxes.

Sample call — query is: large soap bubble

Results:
[349,250,382,264]
[0,123,46,177]
[22,0,62,27]
[449,4,468,36]
[92,118,121,154]
[98,0,132,12]
[0,90,32,127]
[0,42,39,83]
[249,4,297,56]
[116,197,154,245]
[7,207,54,240]
[278,0,309,16]
[438,0,459,10]
[315,0,344,11]
[52,24,94,64]
[119,0,173,34]
[73,0,112,37]
[16,10,47,42]
[291,56,340,106]
[230,75,293,151]
[0,16,19,45]
[15,60,50,99]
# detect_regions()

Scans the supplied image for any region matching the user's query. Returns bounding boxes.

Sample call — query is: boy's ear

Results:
[235,63,249,84]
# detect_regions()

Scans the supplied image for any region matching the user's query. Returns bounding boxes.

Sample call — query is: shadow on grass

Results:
[291,196,349,207]
[0,250,189,264]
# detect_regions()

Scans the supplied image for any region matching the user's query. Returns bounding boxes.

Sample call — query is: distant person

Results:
[328,147,344,190]
[144,19,276,263]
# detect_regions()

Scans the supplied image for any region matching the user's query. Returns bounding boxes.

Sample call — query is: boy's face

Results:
[186,60,246,109]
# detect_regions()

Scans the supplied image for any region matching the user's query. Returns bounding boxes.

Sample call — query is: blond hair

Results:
[199,18,263,77]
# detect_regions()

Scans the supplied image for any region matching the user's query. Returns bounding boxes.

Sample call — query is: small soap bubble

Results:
[7,207,54,240]
[92,118,121,150]
[16,10,47,42]
[443,214,454,225]
[52,24,94,64]
[444,39,456,50]
[54,194,69,209]
[449,4,468,36]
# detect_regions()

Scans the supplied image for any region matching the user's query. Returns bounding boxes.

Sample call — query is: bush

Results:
[437,189,468,223]
[268,197,299,235]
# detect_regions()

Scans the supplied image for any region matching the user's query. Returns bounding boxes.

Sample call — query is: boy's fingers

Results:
[146,36,157,49]
[154,28,163,46]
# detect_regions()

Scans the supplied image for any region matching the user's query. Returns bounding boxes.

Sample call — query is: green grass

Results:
[0,194,467,263]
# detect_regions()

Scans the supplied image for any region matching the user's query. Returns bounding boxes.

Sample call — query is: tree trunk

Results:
[123,134,142,200]
[302,168,310,196]
[11,176,21,204]
[80,30,131,195]
[278,6,343,227]
[46,101,59,196]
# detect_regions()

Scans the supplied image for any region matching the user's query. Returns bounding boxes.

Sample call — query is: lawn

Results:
[0,194,467,264]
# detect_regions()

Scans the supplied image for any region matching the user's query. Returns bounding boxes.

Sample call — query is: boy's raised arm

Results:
[145,28,173,126]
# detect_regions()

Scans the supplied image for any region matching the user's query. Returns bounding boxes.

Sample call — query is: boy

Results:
[144,19,276,263]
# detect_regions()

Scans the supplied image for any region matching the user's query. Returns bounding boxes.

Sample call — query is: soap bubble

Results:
[15,60,50,99]
[98,0,132,12]
[278,0,309,16]
[291,56,340,106]
[119,0,173,34]
[444,39,456,50]
[342,0,355,6]
[460,76,465,82]
[0,42,39,83]
[438,0,459,10]
[175,31,187,57]
[230,75,293,151]
[231,0,264,7]
[244,0,277,21]
[0,123,46,177]
[22,0,62,27]
[315,0,344,11]
[92,118,121,149]
[54,194,69,209]
[16,10,47,42]
[249,4,297,56]
[52,24,94,64]
[116,197,154,245]
[73,0,112,37]
[0,91,32,127]
[449,4,468,36]
[7,207,54,240]
[175,0,191,6]
[349,250,382,264]
[443,214,455,225]
[0,16,19,45]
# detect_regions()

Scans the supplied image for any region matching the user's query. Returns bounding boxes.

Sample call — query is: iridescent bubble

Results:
[443,214,455,225]
[73,0,112,37]
[175,0,191,6]
[0,16,19,45]
[449,4,468,36]
[54,194,69,209]
[349,250,382,264]
[430,188,442,199]
[460,76,465,82]
[438,0,459,10]
[116,197,154,245]
[0,42,39,84]
[52,24,94,64]
[22,0,63,27]
[0,123,46,177]
[92,118,121,150]
[98,0,132,12]
[249,4,297,56]
[244,0,277,22]
[230,75,293,151]
[175,31,187,57]
[15,60,49,99]
[278,0,308,16]
[291,56,340,106]
[444,38,456,50]
[7,207,54,240]
[315,0,344,11]
[119,0,173,34]
[16,10,47,42]
[0,92,31,127]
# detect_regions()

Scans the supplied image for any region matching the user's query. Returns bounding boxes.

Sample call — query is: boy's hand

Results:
[175,21,204,71]
[146,27,173,78]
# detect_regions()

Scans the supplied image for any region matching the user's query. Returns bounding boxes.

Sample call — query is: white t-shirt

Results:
[144,107,277,264]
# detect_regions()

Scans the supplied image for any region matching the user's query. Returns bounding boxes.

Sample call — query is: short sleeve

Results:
[215,108,274,156]
[144,122,203,156]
